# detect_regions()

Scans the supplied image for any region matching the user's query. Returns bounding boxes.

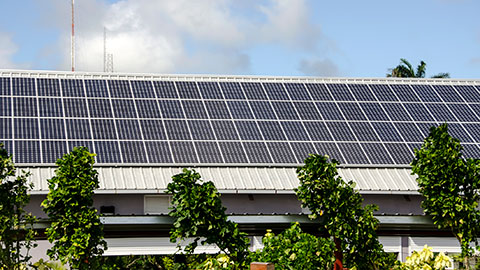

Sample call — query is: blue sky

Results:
[0,0,479,78]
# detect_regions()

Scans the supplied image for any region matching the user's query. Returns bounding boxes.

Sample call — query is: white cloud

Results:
[0,32,25,69]
[42,0,323,74]
[298,58,340,77]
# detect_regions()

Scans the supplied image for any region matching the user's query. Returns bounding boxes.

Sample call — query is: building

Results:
[0,69,479,261]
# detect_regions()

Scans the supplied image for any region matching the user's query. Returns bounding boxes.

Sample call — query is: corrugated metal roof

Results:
[23,166,418,195]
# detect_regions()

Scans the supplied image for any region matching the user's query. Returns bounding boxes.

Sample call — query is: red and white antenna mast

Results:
[71,0,75,72]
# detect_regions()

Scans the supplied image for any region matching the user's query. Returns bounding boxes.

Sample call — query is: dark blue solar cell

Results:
[91,119,117,139]
[85,80,108,97]
[170,141,198,163]
[272,102,299,120]
[112,99,137,118]
[88,99,113,118]
[154,81,178,98]
[337,142,369,164]
[426,103,457,122]
[267,142,297,163]
[348,84,376,101]
[39,98,63,117]
[447,123,473,143]
[394,123,426,142]
[64,98,88,117]
[131,80,155,98]
[68,141,94,152]
[228,101,254,119]
[384,143,413,164]
[462,144,480,159]
[158,100,184,118]
[316,102,344,120]
[15,140,40,163]
[116,120,142,140]
[372,122,403,142]
[108,80,132,98]
[176,81,200,99]
[14,97,37,117]
[304,121,333,141]
[242,82,267,100]
[416,123,438,138]
[136,99,162,118]
[0,118,12,139]
[219,82,245,99]
[234,121,263,140]
[314,142,345,163]
[455,85,480,102]
[95,141,121,163]
[382,103,412,121]
[120,141,147,163]
[188,120,215,140]
[145,141,173,163]
[198,82,223,99]
[182,100,208,119]
[389,84,420,102]
[0,77,10,96]
[140,120,166,140]
[41,119,65,139]
[361,143,394,164]
[326,122,356,141]
[257,121,285,140]
[290,142,316,162]
[38,78,60,96]
[14,118,38,139]
[42,141,68,163]
[294,102,321,120]
[432,85,463,102]
[411,85,442,102]
[211,121,238,140]
[61,79,84,97]
[451,104,479,122]
[0,97,11,116]
[66,119,91,139]
[284,83,311,100]
[349,122,379,141]
[219,142,248,163]
[243,142,272,163]
[338,102,366,121]
[403,103,435,121]
[360,103,390,121]
[263,83,289,100]
[463,124,480,142]
[205,101,231,119]
[281,121,309,141]
[250,101,276,120]
[327,84,355,101]
[195,142,224,163]
[306,84,333,101]
[12,78,36,96]
[164,120,191,140]
[369,84,398,101]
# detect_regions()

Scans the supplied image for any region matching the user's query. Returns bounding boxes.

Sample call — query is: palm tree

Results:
[387,58,450,78]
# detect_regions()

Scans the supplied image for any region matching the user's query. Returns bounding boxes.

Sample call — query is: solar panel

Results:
[338,102,366,121]
[426,103,457,122]
[384,143,413,164]
[136,99,162,118]
[62,79,84,97]
[38,78,60,96]
[431,85,463,102]
[154,81,178,99]
[403,103,434,121]
[0,118,12,139]
[15,140,41,163]
[314,142,345,163]
[0,97,11,116]
[188,120,215,140]
[454,85,480,102]
[220,82,245,99]
[360,103,389,121]
[112,99,137,118]
[348,122,379,141]
[219,142,248,163]
[120,141,147,163]
[205,101,231,119]
[14,97,37,117]
[372,122,403,142]
[281,121,309,141]
[164,120,191,140]
[369,84,398,101]
[170,141,198,163]
[316,102,344,120]
[116,120,142,140]
[326,122,356,141]
[85,80,108,97]
[88,99,113,118]
[177,81,201,99]
[131,80,154,98]
[141,120,167,140]
[66,119,91,139]
[348,84,376,101]
[250,101,276,119]
[211,121,238,140]
[182,100,208,119]
[284,83,311,101]
[242,82,267,100]
[41,119,65,139]
[228,101,254,119]
[328,84,355,101]
[0,77,10,96]
[198,82,223,99]
[290,142,316,162]
[159,100,184,118]
[14,118,39,139]
[257,121,285,140]
[272,102,299,120]
[13,78,36,96]
[91,119,117,140]
[338,142,369,164]
[243,142,272,163]
[195,142,223,163]
[411,85,442,102]
[267,142,297,163]
[95,141,121,163]
[235,121,263,140]
[39,98,63,117]
[382,103,412,121]
[304,121,333,141]
[109,80,132,98]
[264,83,289,100]
[42,141,68,163]
[361,143,394,164]
[306,83,333,101]
[389,84,420,102]
[294,102,321,120]
[145,141,172,163]
[64,98,88,117]
[452,104,479,121]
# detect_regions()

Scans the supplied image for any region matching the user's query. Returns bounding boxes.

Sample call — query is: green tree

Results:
[295,154,394,270]
[166,169,250,269]
[387,58,450,78]
[42,147,106,269]
[0,143,37,269]
[249,222,335,269]
[411,124,480,269]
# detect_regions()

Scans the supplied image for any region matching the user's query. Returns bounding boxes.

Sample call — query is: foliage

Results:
[99,255,179,269]
[411,124,480,262]
[387,58,450,78]
[41,147,107,269]
[397,245,452,270]
[295,154,393,269]
[0,143,37,269]
[249,222,335,270]
[166,169,250,268]
[31,259,67,270]
[195,254,235,270]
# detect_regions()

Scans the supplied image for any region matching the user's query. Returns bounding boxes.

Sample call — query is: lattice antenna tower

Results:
[71,0,75,72]
[104,27,114,73]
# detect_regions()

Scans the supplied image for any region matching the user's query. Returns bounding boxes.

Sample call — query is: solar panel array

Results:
[1,75,480,165]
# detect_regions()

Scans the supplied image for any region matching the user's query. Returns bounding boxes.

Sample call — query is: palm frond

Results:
[431,72,450,79]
